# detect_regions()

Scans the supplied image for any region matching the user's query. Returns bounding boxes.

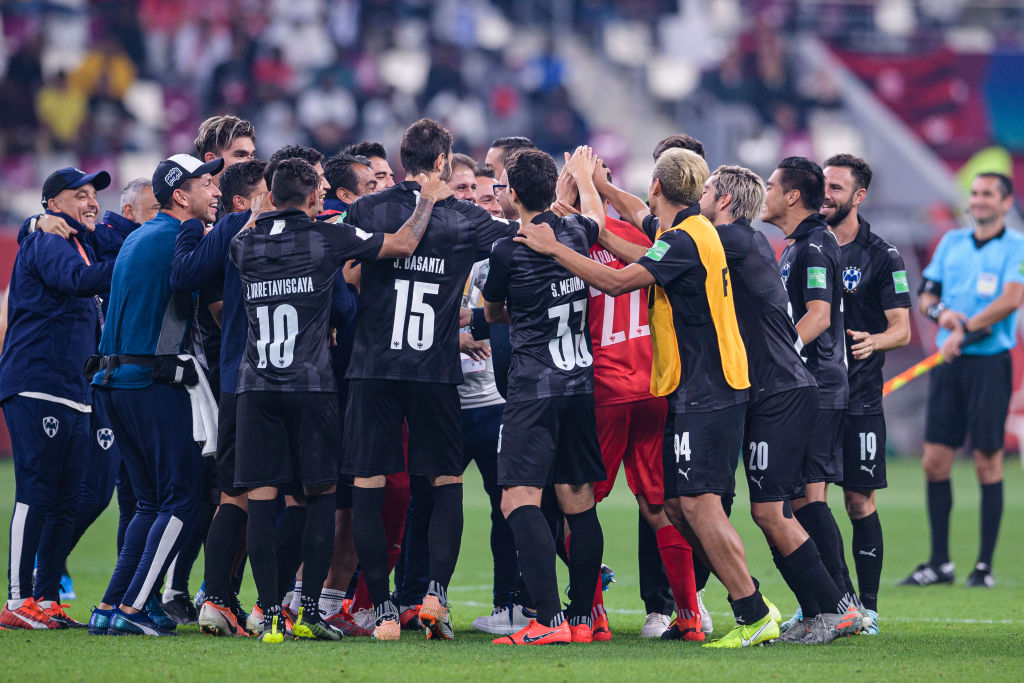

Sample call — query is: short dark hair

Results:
[451,153,477,174]
[194,115,255,158]
[324,153,370,196]
[777,156,825,211]
[219,159,267,214]
[653,134,705,161]
[823,153,873,191]
[977,172,1013,198]
[264,145,323,187]
[343,141,387,160]
[400,118,453,176]
[160,178,199,211]
[475,167,495,179]
[505,149,557,212]
[489,136,535,168]
[270,158,319,208]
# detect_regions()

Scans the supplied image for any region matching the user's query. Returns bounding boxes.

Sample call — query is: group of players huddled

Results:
[2,112,918,648]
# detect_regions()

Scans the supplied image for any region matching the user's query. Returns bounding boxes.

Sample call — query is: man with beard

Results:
[344,141,395,189]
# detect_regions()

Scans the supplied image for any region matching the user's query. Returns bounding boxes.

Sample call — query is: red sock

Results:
[655,525,699,621]
[591,572,605,621]
[352,575,372,612]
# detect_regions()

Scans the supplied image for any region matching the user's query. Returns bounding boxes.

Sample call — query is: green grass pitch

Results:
[1,456,1021,681]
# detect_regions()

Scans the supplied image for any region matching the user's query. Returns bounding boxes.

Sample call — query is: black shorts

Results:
[496,395,605,488]
[235,391,341,490]
[743,387,817,502]
[341,379,463,478]
[804,407,844,484]
[216,392,245,497]
[925,352,1012,452]
[663,403,746,498]
[838,413,887,490]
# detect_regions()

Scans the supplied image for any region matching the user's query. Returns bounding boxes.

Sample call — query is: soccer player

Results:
[475,168,503,218]
[484,136,536,183]
[516,148,779,648]
[194,115,257,172]
[88,154,222,637]
[653,133,706,161]
[342,118,516,641]
[482,147,606,646]
[822,154,911,632]
[344,141,395,189]
[901,172,1024,588]
[231,157,448,643]
[448,153,478,200]
[0,168,115,630]
[700,165,862,644]
[322,153,377,220]
[761,157,858,631]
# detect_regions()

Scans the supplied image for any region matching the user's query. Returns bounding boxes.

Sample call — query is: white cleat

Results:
[471,604,532,635]
[697,590,713,634]
[641,612,672,638]
[352,608,375,632]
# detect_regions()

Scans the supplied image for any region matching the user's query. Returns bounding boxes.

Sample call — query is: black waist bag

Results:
[84,354,199,387]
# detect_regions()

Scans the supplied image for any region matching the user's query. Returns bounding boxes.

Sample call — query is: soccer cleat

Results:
[799,606,863,645]
[591,611,611,642]
[569,616,592,643]
[697,590,713,634]
[246,604,265,636]
[702,614,779,648]
[198,601,248,637]
[291,606,341,641]
[144,594,177,632]
[493,619,571,645]
[778,617,811,643]
[640,612,672,639]
[967,562,995,588]
[259,613,285,644]
[1,598,57,630]
[399,604,422,630]
[419,595,454,641]
[281,605,298,636]
[860,609,879,635]
[162,592,198,625]
[41,602,86,629]
[600,564,616,591]
[372,617,401,641]
[88,606,113,635]
[228,596,249,629]
[352,608,375,632]
[59,574,76,601]
[898,561,954,586]
[108,608,177,636]
[193,585,206,611]
[764,597,782,626]
[323,610,373,637]
[835,603,863,636]
[660,615,705,642]
[471,604,533,635]
[779,605,803,635]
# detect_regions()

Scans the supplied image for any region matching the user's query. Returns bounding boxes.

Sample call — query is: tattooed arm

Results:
[379,172,453,258]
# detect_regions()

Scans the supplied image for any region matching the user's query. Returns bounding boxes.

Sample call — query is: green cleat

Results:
[291,606,342,641]
[703,614,779,649]
[258,614,285,644]
[763,597,782,626]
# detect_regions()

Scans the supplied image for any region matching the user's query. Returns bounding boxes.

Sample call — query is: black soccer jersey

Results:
[636,205,748,413]
[344,181,517,384]
[717,219,816,399]
[839,217,912,414]
[482,211,600,402]
[230,208,385,394]
[778,213,849,410]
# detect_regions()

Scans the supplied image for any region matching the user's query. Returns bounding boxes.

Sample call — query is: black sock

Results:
[637,512,673,616]
[247,499,280,612]
[693,556,712,592]
[795,502,852,605]
[352,486,391,606]
[824,508,857,599]
[771,546,820,618]
[730,589,769,625]
[564,506,603,620]
[927,480,952,566]
[274,505,307,603]
[850,512,883,612]
[299,493,335,622]
[506,505,560,628]
[427,483,463,596]
[203,503,247,603]
[782,539,841,616]
[978,481,1003,568]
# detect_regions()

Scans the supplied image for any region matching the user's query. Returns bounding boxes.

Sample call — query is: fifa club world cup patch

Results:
[645,241,670,262]
[842,266,862,293]
[892,270,909,294]
[807,266,827,289]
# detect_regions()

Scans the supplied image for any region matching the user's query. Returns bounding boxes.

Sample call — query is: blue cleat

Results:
[860,609,879,635]
[144,594,177,632]
[780,605,803,635]
[88,606,113,635]
[59,574,76,601]
[108,608,177,636]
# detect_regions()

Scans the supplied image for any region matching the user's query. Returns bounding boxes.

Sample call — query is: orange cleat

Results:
[0,598,57,630]
[569,622,593,643]
[399,604,422,630]
[372,616,401,641]
[660,615,705,642]
[493,619,571,645]
[591,612,611,642]
[419,595,454,641]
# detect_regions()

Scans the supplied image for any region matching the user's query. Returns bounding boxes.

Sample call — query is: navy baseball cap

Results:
[153,154,224,204]
[41,167,111,207]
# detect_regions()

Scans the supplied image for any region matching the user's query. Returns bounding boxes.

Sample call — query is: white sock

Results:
[37,600,54,610]
[319,588,345,618]
[7,598,26,610]
[289,582,302,612]
[163,588,184,603]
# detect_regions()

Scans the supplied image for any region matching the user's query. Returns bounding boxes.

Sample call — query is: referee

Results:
[901,172,1024,588]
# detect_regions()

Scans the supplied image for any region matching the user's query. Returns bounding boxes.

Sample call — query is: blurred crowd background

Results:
[2,0,1024,454]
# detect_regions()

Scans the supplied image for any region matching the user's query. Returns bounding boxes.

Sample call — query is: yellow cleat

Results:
[702,614,779,649]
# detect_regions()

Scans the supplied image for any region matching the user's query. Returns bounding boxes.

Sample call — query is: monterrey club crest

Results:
[843,266,862,293]
[780,261,791,286]
[97,428,115,450]
[42,416,59,438]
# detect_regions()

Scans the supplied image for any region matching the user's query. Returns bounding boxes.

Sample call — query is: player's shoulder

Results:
[1001,227,1024,247]
[489,235,517,262]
